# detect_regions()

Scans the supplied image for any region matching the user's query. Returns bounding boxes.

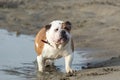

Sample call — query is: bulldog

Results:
[34,20,74,73]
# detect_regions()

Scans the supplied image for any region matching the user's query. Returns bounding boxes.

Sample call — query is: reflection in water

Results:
[1,62,64,80]
[1,62,36,79]
[0,29,109,80]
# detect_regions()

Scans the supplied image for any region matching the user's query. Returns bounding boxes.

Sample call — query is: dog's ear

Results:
[65,21,72,27]
[65,21,72,25]
[45,24,51,30]
[64,21,72,32]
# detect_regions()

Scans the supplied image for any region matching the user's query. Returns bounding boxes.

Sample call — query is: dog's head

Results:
[45,20,72,48]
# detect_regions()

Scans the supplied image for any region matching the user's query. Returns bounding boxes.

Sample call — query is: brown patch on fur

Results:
[62,21,72,33]
[35,27,46,56]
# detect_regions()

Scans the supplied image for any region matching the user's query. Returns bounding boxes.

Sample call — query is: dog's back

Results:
[35,27,46,56]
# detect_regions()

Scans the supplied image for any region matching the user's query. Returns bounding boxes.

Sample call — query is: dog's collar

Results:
[41,40,53,47]
[41,40,61,49]
[41,39,67,49]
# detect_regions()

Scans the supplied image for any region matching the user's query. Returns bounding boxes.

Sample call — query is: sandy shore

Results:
[0,0,120,80]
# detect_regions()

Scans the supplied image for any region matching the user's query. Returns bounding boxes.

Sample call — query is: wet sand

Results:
[0,0,120,80]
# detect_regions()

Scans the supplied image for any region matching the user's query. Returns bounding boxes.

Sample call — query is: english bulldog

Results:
[34,20,74,73]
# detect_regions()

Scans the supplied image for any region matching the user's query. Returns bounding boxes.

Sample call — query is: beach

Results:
[0,0,120,80]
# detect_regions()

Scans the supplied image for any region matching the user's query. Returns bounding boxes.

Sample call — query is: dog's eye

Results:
[55,28,58,32]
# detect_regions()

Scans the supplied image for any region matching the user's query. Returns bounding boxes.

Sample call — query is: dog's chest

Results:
[42,44,69,59]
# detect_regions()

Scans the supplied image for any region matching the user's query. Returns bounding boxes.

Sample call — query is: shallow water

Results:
[0,29,110,80]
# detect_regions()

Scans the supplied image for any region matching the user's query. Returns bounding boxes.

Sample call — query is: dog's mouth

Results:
[56,37,68,44]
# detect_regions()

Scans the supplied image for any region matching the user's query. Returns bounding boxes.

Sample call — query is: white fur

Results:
[37,20,74,73]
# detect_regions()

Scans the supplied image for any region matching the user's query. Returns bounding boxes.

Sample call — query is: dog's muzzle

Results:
[61,30,68,40]
[56,30,69,44]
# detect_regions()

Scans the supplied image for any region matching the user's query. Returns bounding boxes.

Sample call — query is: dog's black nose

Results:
[61,30,66,35]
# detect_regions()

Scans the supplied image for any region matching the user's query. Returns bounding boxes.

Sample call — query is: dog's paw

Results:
[66,69,77,77]
[66,68,74,73]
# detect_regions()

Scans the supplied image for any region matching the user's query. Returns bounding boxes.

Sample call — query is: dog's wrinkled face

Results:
[46,20,72,45]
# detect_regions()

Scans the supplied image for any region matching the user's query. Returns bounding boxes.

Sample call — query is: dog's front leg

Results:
[65,54,73,73]
[37,55,45,72]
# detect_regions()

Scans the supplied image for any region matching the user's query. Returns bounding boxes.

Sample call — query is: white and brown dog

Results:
[34,20,74,73]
